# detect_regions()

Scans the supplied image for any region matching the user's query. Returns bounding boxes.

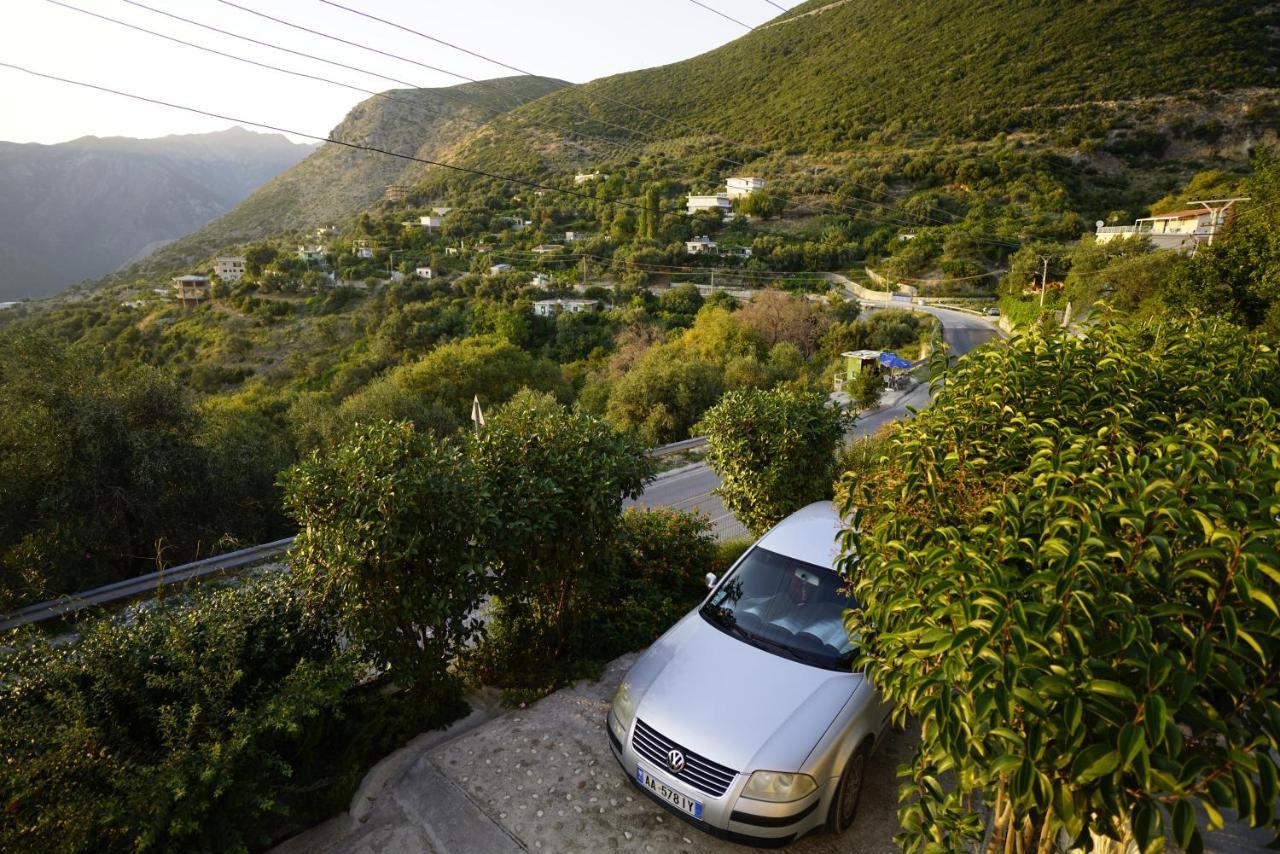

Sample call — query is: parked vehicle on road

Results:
[984,306,1000,316]
[606,502,891,847]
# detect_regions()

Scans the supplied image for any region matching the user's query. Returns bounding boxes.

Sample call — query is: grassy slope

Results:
[118,76,568,281]
[419,0,1276,180]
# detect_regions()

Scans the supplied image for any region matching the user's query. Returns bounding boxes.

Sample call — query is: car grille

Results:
[632,718,738,798]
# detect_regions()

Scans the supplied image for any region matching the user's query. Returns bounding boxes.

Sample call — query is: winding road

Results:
[629,303,1003,539]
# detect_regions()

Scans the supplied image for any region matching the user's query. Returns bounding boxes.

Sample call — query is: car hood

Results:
[628,611,861,774]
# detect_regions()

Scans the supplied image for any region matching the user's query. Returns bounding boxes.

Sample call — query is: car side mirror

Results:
[705,572,718,589]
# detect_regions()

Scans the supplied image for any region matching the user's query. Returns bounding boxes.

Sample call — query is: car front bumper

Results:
[607,712,829,847]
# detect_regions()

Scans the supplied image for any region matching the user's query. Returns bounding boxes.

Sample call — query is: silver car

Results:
[606,502,892,847]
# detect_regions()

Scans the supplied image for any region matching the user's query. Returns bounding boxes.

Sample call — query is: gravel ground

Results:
[432,653,914,853]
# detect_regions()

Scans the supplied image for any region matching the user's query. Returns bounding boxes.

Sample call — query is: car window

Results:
[701,546,857,670]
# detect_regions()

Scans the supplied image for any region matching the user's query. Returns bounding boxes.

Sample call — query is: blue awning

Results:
[879,352,912,370]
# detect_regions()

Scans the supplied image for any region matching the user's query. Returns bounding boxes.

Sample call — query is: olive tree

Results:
[838,316,1280,852]
[699,387,849,537]
[283,421,488,701]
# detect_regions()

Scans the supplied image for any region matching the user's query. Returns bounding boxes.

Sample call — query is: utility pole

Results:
[1038,255,1051,308]
[581,255,587,287]
[1191,197,1250,246]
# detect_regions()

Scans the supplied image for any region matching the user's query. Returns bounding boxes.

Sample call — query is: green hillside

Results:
[121,75,568,280]
[517,0,1277,148]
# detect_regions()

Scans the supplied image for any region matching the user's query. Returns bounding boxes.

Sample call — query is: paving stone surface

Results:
[432,653,911,853]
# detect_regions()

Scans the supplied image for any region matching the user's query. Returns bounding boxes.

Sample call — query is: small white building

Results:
[686,235,718,255]
[533,298,598,317]
[419,214,444,229]
[213,256,246,282]
[530,272,552,287]
[686,194,733,216]
[415,266,434,279]
[564,231,586,242]
[500,216,530,232]
[356,245,374,259]
[1094,208,1216,252]
[574,172,605,185]
[723,245,753,258]
[489,263,513,275]
[432,206,453,216]
[298,245,326,263]
[726,176,765,199]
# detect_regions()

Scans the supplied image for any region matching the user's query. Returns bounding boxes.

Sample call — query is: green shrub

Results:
[699,387,849,536]
[283,421,488,703]
[467,507,716,703]
[0,579,355,853]
[839,315,1280,851]
[469,391,650,674]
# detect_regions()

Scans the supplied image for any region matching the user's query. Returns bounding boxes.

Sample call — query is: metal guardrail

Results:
[0,537,296,632]
[1,437,714,632]
[647,436,707,456]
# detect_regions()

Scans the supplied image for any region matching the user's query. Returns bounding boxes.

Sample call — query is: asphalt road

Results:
[628,303,1002,539]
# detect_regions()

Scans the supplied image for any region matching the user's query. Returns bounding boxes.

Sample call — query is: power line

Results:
[685,0,756,30]
[115,0,664,171]
[303,0,1005,241]
[763,0,789,11]
[0,61,677,216]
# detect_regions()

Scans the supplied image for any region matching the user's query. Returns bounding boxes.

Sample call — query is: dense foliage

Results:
[0,579,356,853]
[470,390,650,657]
[0,334,291,611]
[839,316,1280,851]
[700,387,848,536]
[284,421,488,702]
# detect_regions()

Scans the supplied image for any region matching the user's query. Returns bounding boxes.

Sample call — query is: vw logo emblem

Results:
[667,749,686,774]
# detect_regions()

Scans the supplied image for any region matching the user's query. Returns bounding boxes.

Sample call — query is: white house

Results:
[564,230,586,242]
[726,176,765,199]
[489,263,513,275]
[723,245,753,258]
[533,298,598,317]
[686,194,733,216]
[298,245,326,263]
[356,244,374,259]
[213,256,246,282]
[499,216,530,231]
[1094,201,1247,253]
[574,172,605,185]
[419,214,444,229]
[415,267,434,279]
[685,235,718,255]
[432,206,453,216]
[530,272,552,287]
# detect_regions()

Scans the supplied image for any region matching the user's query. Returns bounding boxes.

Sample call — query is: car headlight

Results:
[609,682,637,743]
[742,770,818,803]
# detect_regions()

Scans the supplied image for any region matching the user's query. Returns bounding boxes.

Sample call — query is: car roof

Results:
[753,501,845,571]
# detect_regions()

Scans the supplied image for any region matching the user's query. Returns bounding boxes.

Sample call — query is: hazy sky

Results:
[0,0,786,145]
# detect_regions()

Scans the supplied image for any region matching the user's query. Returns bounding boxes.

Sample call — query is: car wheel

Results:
[827,742,870,834]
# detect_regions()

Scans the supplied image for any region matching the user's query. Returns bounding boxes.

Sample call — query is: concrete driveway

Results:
[433,653,912,854]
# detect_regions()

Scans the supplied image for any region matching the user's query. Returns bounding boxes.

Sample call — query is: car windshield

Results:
[700,546,857,671]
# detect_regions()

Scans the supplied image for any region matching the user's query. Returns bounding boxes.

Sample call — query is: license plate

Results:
[636,766,703,819]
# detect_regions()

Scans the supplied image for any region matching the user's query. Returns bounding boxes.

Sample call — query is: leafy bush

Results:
[838,316,1280,851]
[283,421,487,702]
[0,334,293,611]
[471,391,650,659]
[699,387,848,537]
[467,506,717,703]
[0,579,355,853]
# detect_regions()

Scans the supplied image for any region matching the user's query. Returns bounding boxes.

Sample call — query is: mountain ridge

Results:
[0,127,315,300]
